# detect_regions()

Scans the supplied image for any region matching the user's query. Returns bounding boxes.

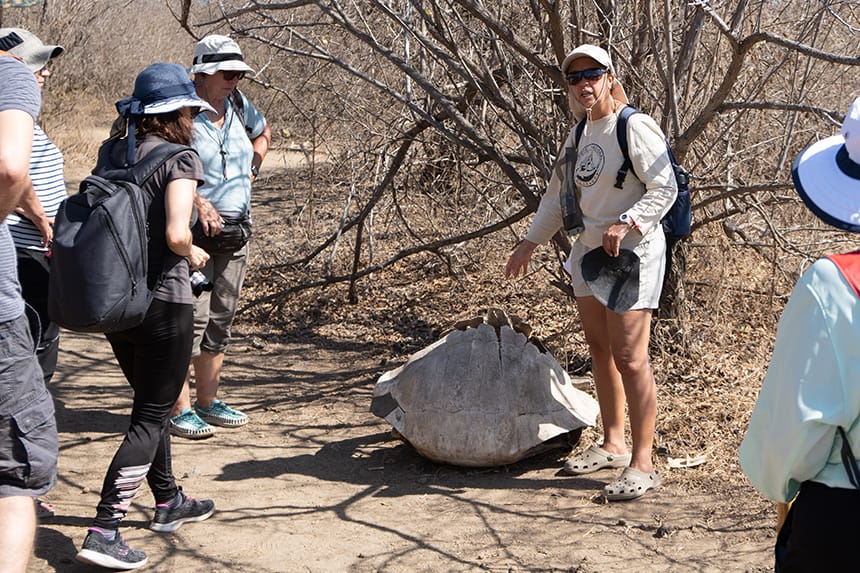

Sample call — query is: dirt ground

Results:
[26,154,777,573]
[28,328,775,573]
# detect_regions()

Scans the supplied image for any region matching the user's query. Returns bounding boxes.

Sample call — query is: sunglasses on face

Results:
[566,67,608,85]
[222,70,245,81]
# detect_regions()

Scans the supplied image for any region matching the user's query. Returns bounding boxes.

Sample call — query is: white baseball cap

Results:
[561,44,615,75]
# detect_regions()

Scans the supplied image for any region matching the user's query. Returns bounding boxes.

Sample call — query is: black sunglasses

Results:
[222,70,245,81]
[565,68,608,85]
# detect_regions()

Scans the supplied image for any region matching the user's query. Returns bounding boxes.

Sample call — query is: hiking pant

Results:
[775,480,860,572]
[17,249,60,384]
[94,299,192,530]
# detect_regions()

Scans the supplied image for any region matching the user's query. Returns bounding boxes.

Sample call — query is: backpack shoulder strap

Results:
[574,118,586,149]
[230,88,253,138]
[128,142,196,186]
[614,105,639,189]
[826,251,860,298]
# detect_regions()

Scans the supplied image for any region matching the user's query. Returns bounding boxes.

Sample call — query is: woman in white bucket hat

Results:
[169,35,271,439]
[740,97,860,572]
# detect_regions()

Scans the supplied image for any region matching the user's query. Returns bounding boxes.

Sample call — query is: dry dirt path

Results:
[28,329,775,572]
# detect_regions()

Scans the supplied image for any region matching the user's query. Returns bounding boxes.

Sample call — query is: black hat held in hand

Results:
[581,247,640,313]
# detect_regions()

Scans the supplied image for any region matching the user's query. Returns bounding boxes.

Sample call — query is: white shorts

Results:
[565,230,667,311]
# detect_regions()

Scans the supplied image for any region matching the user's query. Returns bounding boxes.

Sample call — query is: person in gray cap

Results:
[0,26,64,523]
[0,36,58,573]
[74,63,215,571]
[2,28,65,387]
[169,34,271,439]
[505,44,677,501]
[740,96,860,572]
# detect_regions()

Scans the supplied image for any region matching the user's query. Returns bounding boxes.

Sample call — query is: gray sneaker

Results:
[150,490,215,533]
[169,408,215,439]
[76,529,148,570]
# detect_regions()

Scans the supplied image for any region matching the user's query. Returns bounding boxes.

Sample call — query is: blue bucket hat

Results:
[115,62,214,165]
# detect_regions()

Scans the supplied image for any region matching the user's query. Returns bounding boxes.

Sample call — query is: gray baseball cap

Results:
[0,28,62,72]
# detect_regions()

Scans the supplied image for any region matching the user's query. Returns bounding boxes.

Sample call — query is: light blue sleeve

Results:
[739,259,855,502]
[240,92,267,139]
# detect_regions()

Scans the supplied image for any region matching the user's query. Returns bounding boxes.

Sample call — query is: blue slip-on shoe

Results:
[169,407,215,439]
[194,400,248,427]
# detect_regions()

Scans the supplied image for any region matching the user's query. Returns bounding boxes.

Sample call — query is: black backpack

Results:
[575,105,692,240]
[48,142,192,333]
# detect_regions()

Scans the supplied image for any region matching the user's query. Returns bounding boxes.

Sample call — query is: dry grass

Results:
[237,164,805,505]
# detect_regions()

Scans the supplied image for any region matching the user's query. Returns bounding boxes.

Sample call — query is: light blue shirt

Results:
[192,91,266,218]
[739,257,860,502]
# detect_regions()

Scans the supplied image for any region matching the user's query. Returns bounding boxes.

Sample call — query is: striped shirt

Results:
[6,124,67,250]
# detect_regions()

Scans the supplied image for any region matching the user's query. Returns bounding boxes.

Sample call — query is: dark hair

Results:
[134,107,195,145]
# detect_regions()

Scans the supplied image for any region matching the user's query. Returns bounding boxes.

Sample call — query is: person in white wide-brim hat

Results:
[740,96,860,572]
[169,35,272,439]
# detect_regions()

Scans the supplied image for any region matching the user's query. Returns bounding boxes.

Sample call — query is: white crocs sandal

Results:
[603,467,662,501]
[563,444,632,475]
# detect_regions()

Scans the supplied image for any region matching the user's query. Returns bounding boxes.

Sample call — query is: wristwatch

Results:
[250,165,260,177]
[619,213,639,231]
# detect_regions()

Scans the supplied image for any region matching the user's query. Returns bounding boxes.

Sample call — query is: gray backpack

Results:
[48,142,192,333]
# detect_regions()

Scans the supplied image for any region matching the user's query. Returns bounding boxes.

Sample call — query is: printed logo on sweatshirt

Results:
[575,143,604,187]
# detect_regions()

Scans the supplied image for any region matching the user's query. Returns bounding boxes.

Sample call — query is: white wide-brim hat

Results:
[189,34,255,75]
[792,97,860,232]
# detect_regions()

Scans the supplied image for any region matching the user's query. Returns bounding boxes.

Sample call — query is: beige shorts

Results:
[565,230,666,311]
[192,244,249,356]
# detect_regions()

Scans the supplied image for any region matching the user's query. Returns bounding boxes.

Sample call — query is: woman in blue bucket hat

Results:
[75,63,216,570]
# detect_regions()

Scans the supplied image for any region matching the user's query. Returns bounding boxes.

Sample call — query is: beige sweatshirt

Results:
[525,109,677,250]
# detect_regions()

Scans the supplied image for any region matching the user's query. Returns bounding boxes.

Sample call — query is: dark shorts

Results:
[0,312,57,497]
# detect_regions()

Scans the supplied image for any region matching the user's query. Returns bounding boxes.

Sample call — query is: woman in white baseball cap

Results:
[741,97,860,572]
[505,43,678,501]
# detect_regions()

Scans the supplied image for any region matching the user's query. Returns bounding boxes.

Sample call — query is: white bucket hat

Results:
[0,27,63,72]
[189,34,254,76]
[792,97,860,232]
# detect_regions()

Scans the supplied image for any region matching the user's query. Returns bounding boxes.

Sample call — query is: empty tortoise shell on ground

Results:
[371,308,599,467]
